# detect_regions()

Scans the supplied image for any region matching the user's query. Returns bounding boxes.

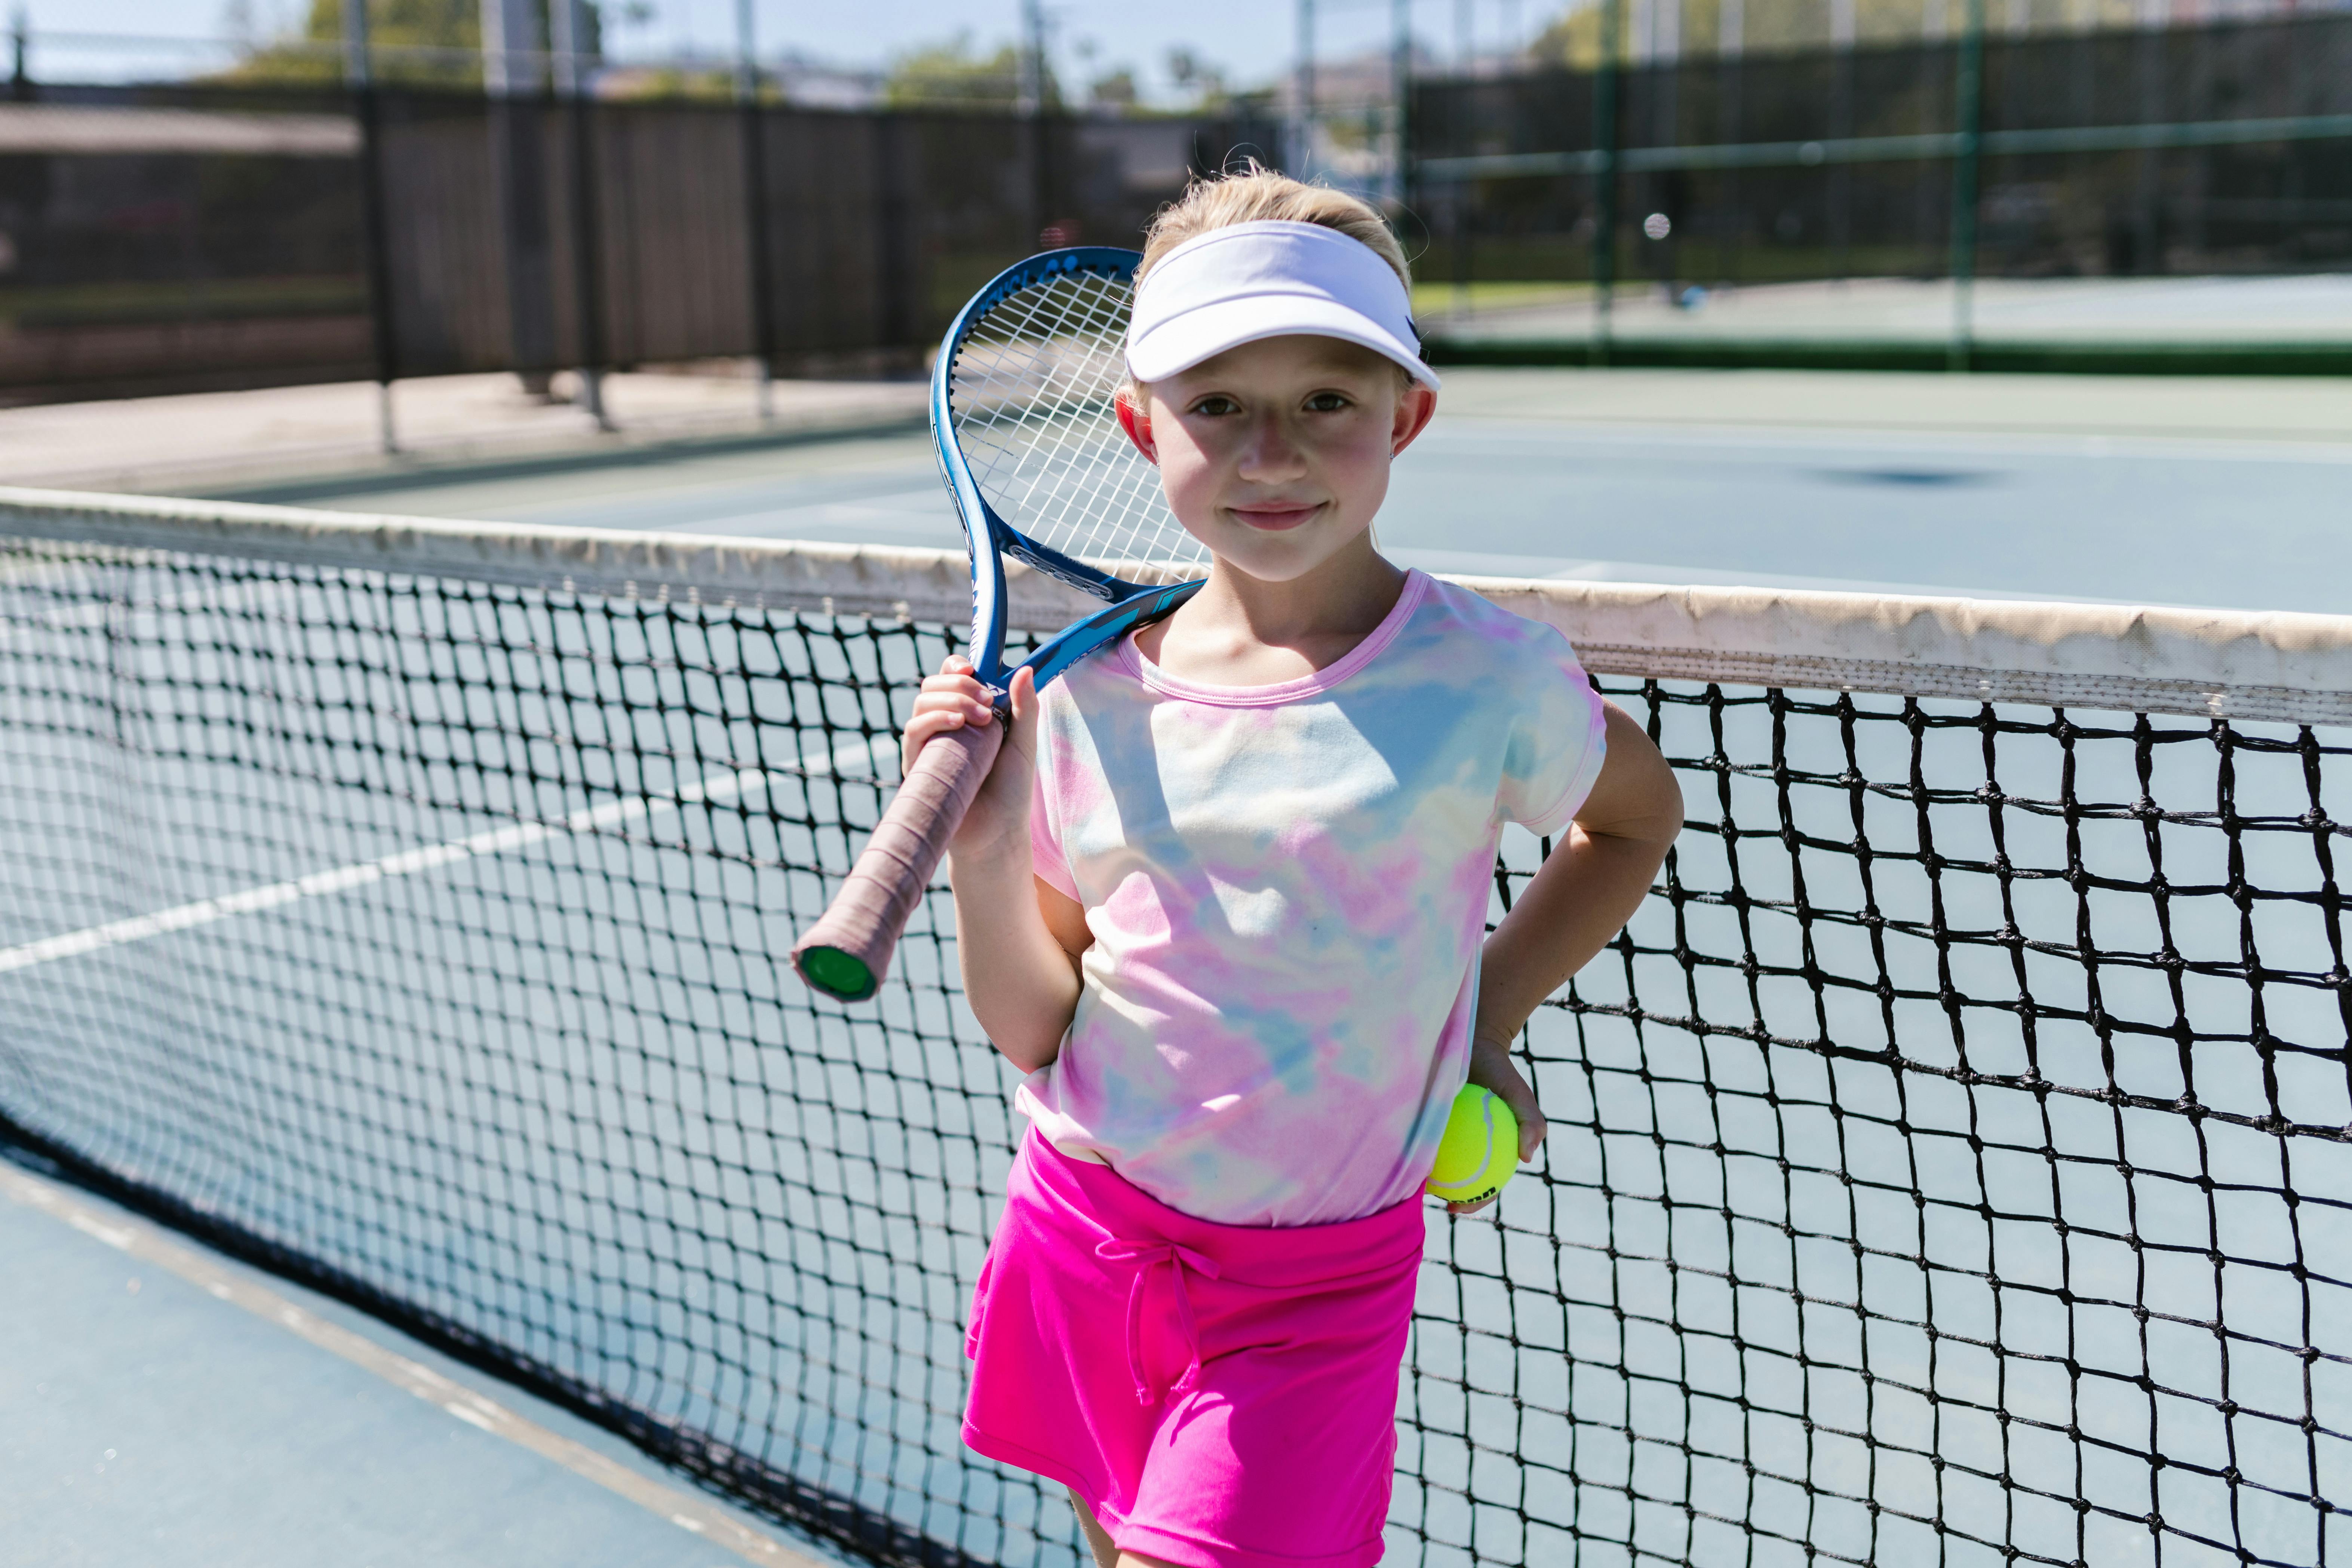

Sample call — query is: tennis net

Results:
[0,487,2345,1568]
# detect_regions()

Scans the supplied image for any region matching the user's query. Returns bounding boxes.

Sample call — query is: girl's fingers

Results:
[1467,1043,1547,1165]
[907,706,967,731]
[1492,1079,1546,1163]
[912,683,994,724]
[900,708,969,769]
[912,696,993,724]
[918,672,995,725]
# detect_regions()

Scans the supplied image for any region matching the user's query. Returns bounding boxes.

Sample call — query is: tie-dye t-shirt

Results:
[1017,570,1609,1227]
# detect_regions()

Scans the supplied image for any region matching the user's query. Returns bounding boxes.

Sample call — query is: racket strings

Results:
[958,277,1172,567]
[950,270,1205,576]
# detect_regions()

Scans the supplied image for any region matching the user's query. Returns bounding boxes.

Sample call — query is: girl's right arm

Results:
[903,656,1091,1071]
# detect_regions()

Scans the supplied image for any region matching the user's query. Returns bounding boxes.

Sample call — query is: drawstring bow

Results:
[1094,1237,1220,1406]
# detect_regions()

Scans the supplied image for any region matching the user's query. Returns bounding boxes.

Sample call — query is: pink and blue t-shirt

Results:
[1017,569,1610,1228]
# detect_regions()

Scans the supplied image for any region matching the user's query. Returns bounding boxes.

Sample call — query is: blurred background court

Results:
[2,1,2346,1567]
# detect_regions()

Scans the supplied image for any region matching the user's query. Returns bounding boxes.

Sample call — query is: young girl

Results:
[908,173,1684,1568]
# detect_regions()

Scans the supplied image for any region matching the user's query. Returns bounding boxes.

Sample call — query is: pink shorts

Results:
[962,1132,1425,1568]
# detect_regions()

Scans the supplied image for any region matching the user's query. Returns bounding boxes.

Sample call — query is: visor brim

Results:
[1126,295,1441,389]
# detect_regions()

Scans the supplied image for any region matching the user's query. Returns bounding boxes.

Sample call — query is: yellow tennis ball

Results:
[1424,1085,1520,1205]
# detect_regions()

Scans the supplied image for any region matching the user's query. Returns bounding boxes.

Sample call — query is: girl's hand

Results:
[1447,1032,1547,1216]
[903,655,1040,862]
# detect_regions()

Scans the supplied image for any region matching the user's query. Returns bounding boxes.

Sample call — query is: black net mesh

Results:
[0,532,2345,1568]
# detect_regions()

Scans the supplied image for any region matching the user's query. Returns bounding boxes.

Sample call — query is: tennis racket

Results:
[790,247,1207,1003]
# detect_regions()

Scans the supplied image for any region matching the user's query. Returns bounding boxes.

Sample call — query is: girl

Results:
[909,173,1684,1568]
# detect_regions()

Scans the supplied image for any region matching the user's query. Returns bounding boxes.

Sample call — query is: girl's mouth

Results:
[1227,502,1322,532]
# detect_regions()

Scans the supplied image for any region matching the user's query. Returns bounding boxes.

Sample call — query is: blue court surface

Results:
[1,1157,848,1568]
[215,368,2352,614]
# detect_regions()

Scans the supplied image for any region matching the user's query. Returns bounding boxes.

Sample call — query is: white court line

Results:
[0,735,898,977]
[0,1160,830,1568]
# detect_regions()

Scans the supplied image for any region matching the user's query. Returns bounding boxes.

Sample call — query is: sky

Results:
[30,0,1551,103]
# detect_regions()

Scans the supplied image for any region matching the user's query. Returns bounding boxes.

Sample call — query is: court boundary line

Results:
[0,735,899,978]
[0,1157,833,1568]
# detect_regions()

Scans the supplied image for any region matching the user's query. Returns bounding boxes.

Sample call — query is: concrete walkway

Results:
[2,363,2342,512]
[0,365,927,498]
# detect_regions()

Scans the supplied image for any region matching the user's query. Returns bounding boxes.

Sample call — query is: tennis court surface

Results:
[204,366,2352,617]
[3,485,2346,1568]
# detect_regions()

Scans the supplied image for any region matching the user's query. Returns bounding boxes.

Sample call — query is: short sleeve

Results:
[1495,630,1610,837]
[1029,743,1080,900]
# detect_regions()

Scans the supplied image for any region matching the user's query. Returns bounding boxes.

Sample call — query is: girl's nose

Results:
[1236,413,1307,481]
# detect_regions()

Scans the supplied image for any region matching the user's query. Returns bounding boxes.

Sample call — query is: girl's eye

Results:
[1305,391,1351,412]
[1189,395,1240,417]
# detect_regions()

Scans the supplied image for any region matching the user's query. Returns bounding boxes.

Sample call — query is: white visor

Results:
[1125,219,1440,389]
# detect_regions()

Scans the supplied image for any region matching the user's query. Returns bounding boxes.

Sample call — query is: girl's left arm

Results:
[1460,700,1683,1213]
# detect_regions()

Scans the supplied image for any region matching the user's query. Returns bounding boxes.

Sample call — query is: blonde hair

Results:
[1137,164,1411,290]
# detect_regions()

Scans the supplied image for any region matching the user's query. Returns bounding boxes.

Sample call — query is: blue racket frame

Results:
[931,246,1204,700]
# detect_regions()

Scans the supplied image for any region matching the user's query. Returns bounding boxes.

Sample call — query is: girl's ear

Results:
[1390,382,1439,457]
[1115,390,1158,465]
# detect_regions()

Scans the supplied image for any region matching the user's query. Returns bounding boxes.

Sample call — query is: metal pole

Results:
[1949,0,1984,371]
[1022,0,1050,246]
[1594,0,1622,363]
[1295,0,1317,179]
[1450,0,1472,314]
[736,0,774,423]
[1830,0,1854,285]
[551,0,608,430]
[344,0,397,454]
[1391,0,1410,209]
[10,6,29,101]
[1017,0,1045,115]
[483,0,557,397]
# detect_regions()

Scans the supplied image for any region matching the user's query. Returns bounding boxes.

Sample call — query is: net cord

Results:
[4,488,2346,724]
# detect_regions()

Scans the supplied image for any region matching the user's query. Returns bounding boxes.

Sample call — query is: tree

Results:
[1529,0,1967,66]
[1087,69,1139,111]
[216,0,603,88]
[1164,47,1228,110]
[884,35,1057,110]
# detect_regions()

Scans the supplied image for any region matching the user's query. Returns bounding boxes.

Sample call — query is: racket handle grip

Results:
[791,718,1005,1002]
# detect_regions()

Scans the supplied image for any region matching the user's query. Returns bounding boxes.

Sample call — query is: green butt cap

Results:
[798,946,877,1003]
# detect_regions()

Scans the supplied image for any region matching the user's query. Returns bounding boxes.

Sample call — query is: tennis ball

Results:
[1424,1085,1520,1206]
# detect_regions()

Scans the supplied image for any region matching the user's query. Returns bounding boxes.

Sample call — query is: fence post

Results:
[736,0,776,421]
[552,0,607,430]
[1293,0,1317,179]
[1948,0,1984,371]
[483,0,559,396]
[1390,0,1411,211]
[1593,0,1622,365]
[343,0,397,454]
[10,7,29,101]
[1021,0,1051,246]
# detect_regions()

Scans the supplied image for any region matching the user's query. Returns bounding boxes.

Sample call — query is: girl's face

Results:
[1118,335,1437,584]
